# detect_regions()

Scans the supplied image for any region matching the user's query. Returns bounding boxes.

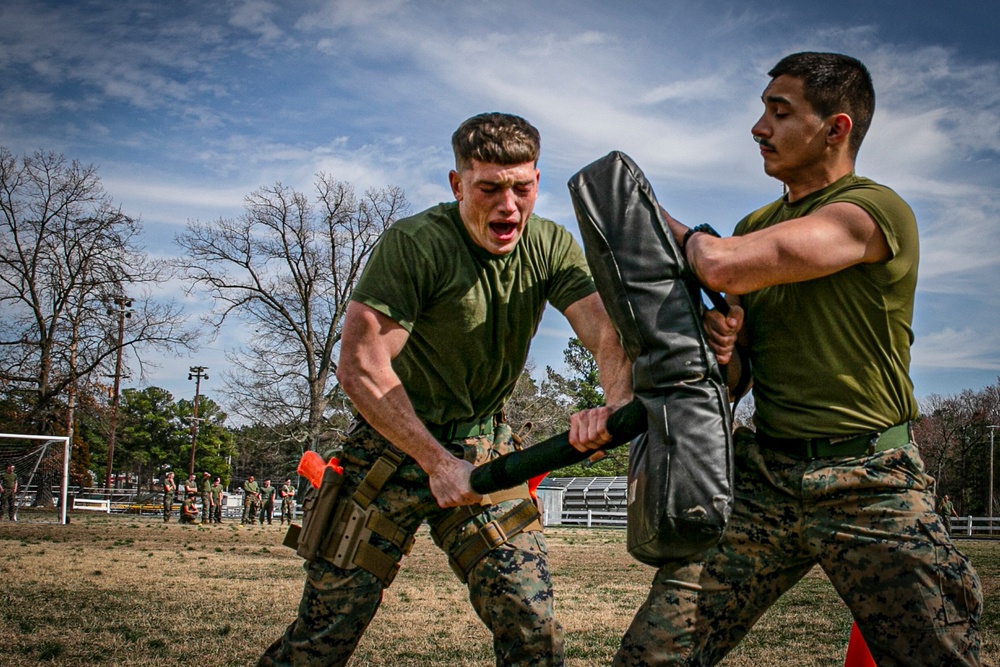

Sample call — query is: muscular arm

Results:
[662,202,891,295]
[336,300,480,508]
[563,292,634,451]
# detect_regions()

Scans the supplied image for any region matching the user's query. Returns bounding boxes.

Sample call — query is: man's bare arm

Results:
[336,301,480,508]
[562,292,633,451]
[663,203,891,295]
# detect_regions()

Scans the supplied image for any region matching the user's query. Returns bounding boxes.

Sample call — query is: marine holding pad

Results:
[568,151,733,564]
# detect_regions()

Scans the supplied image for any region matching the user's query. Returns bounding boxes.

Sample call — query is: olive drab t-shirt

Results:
[351,202,596,425]
[734,173,919,439]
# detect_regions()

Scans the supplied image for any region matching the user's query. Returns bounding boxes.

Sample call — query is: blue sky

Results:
[2,0,998,409]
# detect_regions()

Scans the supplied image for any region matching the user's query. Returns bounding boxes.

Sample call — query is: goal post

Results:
[0,433,71,524]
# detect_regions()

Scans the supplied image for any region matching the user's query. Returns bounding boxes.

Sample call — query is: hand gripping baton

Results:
[469,398,648,495]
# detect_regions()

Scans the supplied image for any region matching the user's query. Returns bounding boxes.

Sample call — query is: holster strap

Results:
[366,509,415,556]
[353,446,406,509]
[430,484,533,546]
[353,541,403,587]
[445,499,542,582]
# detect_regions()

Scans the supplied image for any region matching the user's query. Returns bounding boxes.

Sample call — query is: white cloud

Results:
[913,328,1000,371]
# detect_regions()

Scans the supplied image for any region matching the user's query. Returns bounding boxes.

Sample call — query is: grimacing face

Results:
[449,159,539,255]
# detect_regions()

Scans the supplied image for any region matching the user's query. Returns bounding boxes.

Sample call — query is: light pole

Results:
[104,297,132,490]
[989,425,999,532]
[188,366,209,477]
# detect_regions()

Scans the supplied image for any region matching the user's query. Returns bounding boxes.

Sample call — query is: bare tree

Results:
[175,176,409,452]
[0,148,196,503]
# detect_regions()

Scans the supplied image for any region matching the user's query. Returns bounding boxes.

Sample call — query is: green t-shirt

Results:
[735,173,919,438]
[260,485,277,503]
[199,477,212,494]
[351,202,596,425]
[211,484,223,502]
[243,480,259,495]
[1,471,16,491]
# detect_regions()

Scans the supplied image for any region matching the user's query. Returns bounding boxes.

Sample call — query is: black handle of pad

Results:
[469,398,648,494]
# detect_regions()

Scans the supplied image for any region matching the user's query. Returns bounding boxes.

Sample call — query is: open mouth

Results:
[489,222,518,240]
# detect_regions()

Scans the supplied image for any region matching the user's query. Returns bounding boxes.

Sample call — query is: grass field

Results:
[1,511,996,666]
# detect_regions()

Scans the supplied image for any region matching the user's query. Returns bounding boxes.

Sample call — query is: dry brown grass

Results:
[1,512,997,666]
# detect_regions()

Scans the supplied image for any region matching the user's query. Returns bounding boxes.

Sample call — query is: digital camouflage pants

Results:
[201,492,212,524]
[615,430,982,667]
[1,490,16,520]
[259,421,564,667]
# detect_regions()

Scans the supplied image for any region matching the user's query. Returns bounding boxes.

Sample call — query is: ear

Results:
[827,113,853,147]
[448,170,463,201]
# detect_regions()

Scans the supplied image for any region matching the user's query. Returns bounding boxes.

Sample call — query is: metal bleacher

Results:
[536,476,628,528]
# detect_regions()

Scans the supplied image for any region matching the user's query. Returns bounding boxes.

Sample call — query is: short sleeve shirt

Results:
[735,173,919,438]
[351,202,595,424]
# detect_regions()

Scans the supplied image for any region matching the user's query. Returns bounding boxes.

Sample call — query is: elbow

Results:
[693,248,741,295]
[335,361,361,400]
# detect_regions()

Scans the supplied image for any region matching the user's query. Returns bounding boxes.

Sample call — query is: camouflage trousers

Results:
[243,498,260,524]
[201,493,212,524]
[162,494,173,522]
[615,430,982,667]
[1,490,16,520]
[280,500,294,525]
[259,421,564,667]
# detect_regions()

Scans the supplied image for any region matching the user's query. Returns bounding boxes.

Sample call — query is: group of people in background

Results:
[239,476,297,526]
[160,470,296,526]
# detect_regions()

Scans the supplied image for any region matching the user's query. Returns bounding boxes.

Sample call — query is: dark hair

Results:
[768,52,875,157]
[451,112,540,170]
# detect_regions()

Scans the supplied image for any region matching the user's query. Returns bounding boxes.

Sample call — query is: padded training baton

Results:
[469,398,648,495]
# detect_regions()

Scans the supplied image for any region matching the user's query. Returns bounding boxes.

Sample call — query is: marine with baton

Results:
[259,112,632,667]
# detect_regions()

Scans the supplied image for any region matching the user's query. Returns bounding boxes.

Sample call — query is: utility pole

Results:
[989,425,999,533]
[188,366,209,477]
[104,296,132,490]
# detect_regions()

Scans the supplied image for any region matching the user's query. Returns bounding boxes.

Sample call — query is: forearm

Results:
[566,293,633,410]
[595,338,632,410]
[343,372,457,477]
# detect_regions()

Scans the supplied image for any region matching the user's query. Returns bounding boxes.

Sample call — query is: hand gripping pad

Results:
[568,151,733,564]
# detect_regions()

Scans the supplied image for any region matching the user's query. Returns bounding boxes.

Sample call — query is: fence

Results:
[538,477,999,537]
[8,479,1000,537]
[9,485,296,521]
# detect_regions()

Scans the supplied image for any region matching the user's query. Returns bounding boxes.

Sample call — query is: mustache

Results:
[753,135,775,150]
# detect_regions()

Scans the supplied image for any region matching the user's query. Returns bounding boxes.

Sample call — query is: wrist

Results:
[681,223,721,263]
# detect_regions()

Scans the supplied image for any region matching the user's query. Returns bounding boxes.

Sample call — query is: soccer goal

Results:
[0,433,71,524]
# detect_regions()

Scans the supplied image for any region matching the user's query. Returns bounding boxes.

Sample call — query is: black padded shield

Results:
[568,151,733,564]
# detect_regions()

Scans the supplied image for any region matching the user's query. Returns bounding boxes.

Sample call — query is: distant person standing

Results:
[259,479,277,525]
[1,464,18,521]
[200,471,214,524]
[184,473,198,498]
[162,472,176,523]
[242,476,260,525]
[211,477,224,524]
[279,479,296,526]
[937,494,959,535]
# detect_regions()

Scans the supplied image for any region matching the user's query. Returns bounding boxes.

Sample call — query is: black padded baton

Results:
[469,398,648,495]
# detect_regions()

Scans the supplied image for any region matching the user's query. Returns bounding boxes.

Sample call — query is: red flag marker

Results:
[844,621,876,667]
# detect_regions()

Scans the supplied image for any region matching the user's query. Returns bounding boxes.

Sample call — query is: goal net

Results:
[0,433,70,523]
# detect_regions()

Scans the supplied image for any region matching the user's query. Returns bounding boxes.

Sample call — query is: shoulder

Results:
[827,175,917,260]
[383,202,461,246]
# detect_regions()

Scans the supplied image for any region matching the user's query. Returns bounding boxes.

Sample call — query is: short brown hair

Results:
[768,52,875,157]
[452,113,540,170]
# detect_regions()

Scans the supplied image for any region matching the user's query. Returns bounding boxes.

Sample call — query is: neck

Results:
[784,159,855,203]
